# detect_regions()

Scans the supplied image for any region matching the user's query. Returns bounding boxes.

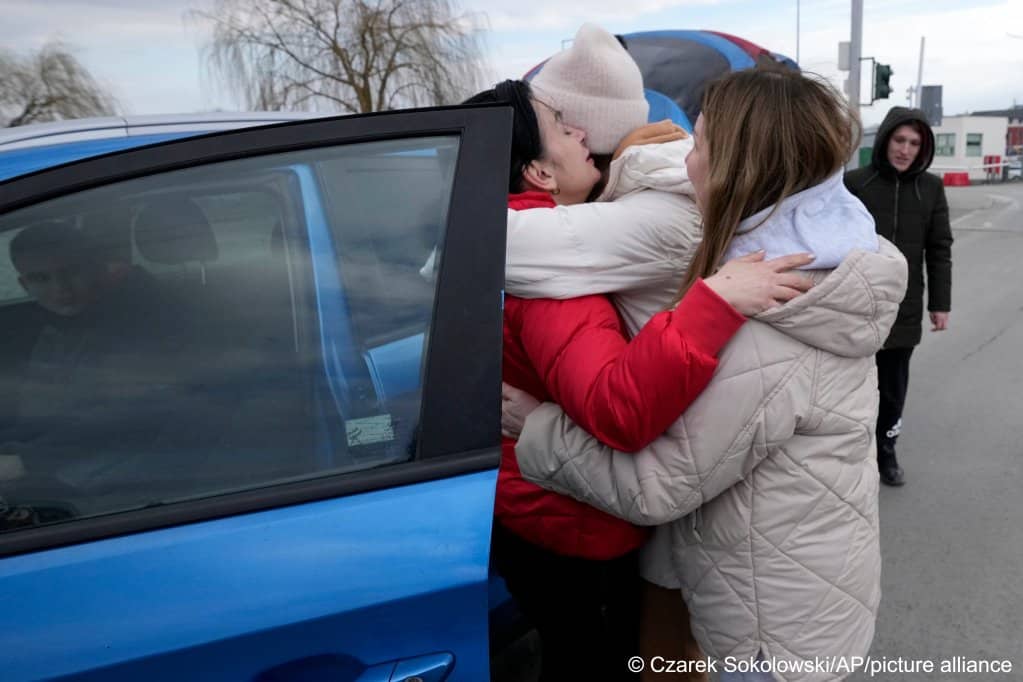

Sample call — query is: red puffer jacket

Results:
[497,191,745,560]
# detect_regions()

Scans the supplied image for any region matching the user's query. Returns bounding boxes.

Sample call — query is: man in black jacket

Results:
[1,221,175,494]
[845,107,953,486]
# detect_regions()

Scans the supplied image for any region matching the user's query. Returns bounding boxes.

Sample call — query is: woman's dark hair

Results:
[463,79,544,193]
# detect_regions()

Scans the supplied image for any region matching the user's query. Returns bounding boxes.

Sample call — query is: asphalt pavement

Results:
[847,180,1023,681]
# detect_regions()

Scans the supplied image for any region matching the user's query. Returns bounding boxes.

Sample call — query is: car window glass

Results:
[0,135,458,534]
[0,230,31,303]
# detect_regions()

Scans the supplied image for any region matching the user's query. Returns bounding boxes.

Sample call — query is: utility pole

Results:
[914,37,925,108]
[849,0,863,116]
[796,0,801,64]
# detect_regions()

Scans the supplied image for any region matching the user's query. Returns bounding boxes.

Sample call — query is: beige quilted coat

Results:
[516,239,909,681]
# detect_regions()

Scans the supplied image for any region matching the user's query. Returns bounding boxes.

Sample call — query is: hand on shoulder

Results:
[703,251,817,316]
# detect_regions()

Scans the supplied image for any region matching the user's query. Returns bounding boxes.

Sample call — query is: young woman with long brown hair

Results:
[508,66,909,680]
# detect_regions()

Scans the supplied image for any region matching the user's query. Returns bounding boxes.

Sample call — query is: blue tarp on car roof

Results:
[526,29,798,130]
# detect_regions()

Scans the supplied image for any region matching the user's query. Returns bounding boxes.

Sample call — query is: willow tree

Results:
[194,0,490,113]
[0,42,118,127]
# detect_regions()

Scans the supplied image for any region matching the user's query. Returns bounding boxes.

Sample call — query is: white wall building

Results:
[930,115,1008,181]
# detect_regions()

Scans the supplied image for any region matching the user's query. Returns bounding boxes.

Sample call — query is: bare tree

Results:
[0,42,118,128]
[192,0,490,113]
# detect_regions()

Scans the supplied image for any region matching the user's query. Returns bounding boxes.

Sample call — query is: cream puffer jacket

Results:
[516,239,908,681]
[504,138,700,333]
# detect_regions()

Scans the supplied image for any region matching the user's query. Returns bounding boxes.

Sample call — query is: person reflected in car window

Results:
[1,220,176,519]
[12,221,114,318]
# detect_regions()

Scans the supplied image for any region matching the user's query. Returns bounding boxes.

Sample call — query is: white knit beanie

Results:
[530,23,649,155]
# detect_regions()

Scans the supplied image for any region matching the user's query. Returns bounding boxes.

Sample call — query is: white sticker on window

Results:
[346,415,396,447]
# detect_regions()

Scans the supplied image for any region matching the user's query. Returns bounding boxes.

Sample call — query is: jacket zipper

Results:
[892,177,900,242]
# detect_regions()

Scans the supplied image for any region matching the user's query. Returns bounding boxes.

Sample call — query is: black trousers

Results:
[492,522,642,681]
[875,347,914,462]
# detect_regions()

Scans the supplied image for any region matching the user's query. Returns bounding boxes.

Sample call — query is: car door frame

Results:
[0,104,511,559]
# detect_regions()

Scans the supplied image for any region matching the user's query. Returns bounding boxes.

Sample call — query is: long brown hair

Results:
[674,66,861,301]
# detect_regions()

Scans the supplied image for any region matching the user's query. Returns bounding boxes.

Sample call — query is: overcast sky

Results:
[3,0,1021,127]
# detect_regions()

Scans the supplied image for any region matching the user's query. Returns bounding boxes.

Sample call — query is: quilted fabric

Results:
[516,239,909,681]
[496,191,744,560]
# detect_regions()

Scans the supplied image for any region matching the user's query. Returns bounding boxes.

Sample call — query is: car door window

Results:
[0,136,458,532]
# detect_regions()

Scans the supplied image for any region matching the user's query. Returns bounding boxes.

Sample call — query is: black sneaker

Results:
[879,463,906,486]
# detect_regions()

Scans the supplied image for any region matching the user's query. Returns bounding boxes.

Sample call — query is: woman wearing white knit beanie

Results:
[530,23,651,155]
[506,23,712,682]
[511,18,720,678]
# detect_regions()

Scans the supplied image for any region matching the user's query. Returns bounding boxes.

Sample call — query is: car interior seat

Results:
[133,194,321,493]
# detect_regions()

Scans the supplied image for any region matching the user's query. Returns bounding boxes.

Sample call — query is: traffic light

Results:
[874,63,893,101]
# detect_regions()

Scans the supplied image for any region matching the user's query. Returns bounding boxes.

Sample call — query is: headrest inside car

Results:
[134,196,218,265]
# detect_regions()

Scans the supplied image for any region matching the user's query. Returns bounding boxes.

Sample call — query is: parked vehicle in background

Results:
[1007,157,1022,180]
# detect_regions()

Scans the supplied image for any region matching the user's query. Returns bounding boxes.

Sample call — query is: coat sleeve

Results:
[505,191,699,300]
[517,281,744,453]
[925,183,953,312]
[515,327,813,525]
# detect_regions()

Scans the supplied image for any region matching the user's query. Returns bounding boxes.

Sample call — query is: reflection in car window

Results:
[0,231,27,303]
[0,136,458,533]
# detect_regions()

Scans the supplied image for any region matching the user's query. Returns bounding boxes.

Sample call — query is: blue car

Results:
[0,108,515,681]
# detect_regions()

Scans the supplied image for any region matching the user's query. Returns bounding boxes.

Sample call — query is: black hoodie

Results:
[871,107,937,178]
[845,107,953,348]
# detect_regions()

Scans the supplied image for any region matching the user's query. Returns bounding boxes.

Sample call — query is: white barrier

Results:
[931,158,1020,184]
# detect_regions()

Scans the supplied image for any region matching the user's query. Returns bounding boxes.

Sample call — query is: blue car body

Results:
[0,108,512,681]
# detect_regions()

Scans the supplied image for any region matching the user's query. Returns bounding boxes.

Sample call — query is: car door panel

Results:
[2,470,495,681]
[0,106,512,680]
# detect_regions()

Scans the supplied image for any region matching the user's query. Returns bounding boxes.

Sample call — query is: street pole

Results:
[915,37,925,109]
[796,0,801,64]
[849,0,863,115]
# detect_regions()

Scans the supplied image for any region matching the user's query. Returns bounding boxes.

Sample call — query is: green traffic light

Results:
[874,63,893,100]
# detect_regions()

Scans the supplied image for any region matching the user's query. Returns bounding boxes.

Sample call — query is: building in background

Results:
[930,115,1008,182]
[858,124,879,169]
[854,115,1010,183]
[971,105,1023,157]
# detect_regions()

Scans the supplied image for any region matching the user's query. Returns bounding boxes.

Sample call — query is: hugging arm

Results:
[515,285,743,452]
[504,194,694,299]
[515,342,812,525]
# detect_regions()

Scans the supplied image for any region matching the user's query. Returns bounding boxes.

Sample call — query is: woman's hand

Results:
[613,120,688,160]
[703,251,816,316]
[502,382,541,439]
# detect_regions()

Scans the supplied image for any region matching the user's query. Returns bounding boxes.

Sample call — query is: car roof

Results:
[0,112,321,182]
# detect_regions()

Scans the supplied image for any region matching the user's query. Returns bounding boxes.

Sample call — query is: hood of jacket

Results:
[597,137,695,201]
[752,237,908,358]
[724,171,880,271]
[872,107,935,179]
